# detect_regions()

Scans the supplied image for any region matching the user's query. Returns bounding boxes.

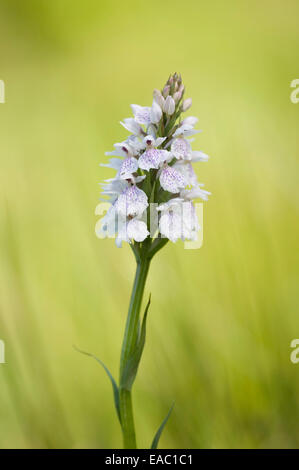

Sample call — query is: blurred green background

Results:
[0,0,299,449]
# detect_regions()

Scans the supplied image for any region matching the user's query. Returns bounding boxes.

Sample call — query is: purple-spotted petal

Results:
[119,157,138,179]
[131,104,151,125]
[159,166,186,193]
[115,185,148,217]
[171,138,192,160]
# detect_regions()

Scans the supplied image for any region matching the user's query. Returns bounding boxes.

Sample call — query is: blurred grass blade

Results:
[74,345,121,424]
[151,402,174,449]
[120,295,151,390]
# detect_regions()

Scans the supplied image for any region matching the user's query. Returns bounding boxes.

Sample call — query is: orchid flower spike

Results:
[99,73,210,247]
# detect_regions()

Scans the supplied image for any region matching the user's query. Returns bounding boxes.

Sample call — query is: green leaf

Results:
[120,295,151,390]
[151,402,174,449]
[74,345,121,424]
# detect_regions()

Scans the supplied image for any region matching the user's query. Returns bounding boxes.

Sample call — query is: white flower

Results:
[159,165,186,193]
[138,135,170,171]
[163,96,175,115]
[115,185,148,217]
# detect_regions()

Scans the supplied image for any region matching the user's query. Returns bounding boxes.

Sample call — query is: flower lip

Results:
[159,165,186,193]
[131,104,151,125]
[115,185,149,218]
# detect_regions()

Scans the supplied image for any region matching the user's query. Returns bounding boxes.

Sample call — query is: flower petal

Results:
[120,118,143,135]
[115,185,148,217]
[173,124,200,138]
[100,158,123,171]
[159,165,186,193]
[181,202,199,239]
[127,219,149,242]
[159,210,182,243]
[115,217,130,247]
[180,185,211,201]
[150,100,162,124]
[171,137,192,160]
[181,116,198,127]
[191,151,209,162]
[119,157,139,179]
[131,104,151,125]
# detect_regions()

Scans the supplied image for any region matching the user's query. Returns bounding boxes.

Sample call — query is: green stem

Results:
[119,251,151,449]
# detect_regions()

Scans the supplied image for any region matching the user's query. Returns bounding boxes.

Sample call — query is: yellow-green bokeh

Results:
[0,0,299,448]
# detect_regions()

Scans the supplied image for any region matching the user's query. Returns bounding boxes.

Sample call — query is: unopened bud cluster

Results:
[98,73,210,246]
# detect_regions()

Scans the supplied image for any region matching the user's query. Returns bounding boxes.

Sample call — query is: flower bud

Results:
[153,89,165,108]
[173,91,182,103]
[182,98,192,111]
[162,85,170,98]
[178,83,185,94]
[150,100,162,124]
[163,96,175,115]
